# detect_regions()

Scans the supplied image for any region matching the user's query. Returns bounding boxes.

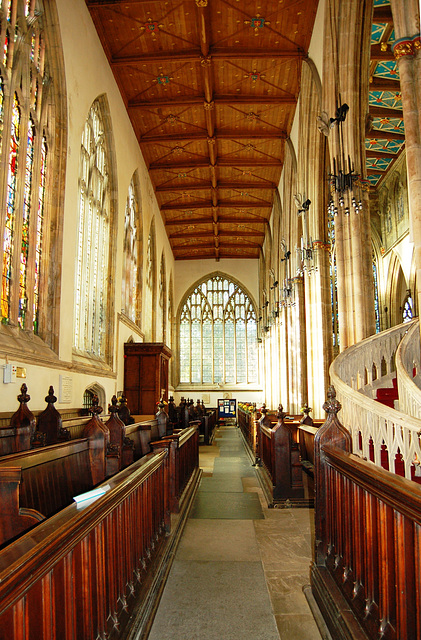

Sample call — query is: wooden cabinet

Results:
[124,343,172,415]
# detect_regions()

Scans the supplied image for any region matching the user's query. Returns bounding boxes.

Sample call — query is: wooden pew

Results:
[311,385,421,640]
[0,449,171,639]
[258,406,305,505]
[200,409,217,445]
[151,424,199,513]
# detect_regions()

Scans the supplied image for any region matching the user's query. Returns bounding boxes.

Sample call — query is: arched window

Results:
[402,293,413,323]
[179,275,258,385]
[372,256,380,333]
[122,173,141,324]
[0,1,51,333]
[158,252,166,343]
[74,99,111,359]
[328,210,339,352]
[143,221,156,340]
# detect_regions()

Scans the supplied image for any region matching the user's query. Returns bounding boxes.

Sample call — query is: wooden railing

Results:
[312,386,421,640]
[396,318,421,420]
[0,450,171,640]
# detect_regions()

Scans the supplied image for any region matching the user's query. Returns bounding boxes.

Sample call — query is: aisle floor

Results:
[147,425,322,640]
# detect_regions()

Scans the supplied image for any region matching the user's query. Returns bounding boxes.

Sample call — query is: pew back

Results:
[0,450,170,640]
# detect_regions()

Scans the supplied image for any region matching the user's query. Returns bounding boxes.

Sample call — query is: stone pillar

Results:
[390,0,421,326]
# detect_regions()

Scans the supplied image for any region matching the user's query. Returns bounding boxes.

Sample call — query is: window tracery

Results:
[179,275,258,385]
[74,100,111,359]
[122,174,141,324]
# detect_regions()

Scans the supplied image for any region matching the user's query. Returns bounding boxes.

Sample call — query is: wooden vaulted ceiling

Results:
[85,0,319,260]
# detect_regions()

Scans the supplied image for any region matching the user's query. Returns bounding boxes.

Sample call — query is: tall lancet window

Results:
[74,100,111,359]
[143,222,155,340]
[158,253,166,343]
[179,275,258,385]
[122,174,141,324]
[0,1,50,333]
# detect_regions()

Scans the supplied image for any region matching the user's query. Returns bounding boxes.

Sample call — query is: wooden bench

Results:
[258,406,305,504]
[0,449,172,639]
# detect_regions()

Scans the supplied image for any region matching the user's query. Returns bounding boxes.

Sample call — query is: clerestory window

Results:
[179,275,258,385]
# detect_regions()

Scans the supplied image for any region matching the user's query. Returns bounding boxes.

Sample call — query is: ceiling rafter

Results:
[164,216,269,226]
[128,95,297,109]
[139,131,287,143]
[169,230,265,239]
[111,47,305,67]
[155,182,276,192]
[161,200,273,211]
[149,159,283,170]
[366,130,405,141]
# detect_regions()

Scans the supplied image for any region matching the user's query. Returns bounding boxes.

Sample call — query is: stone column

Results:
[390,0,421,323]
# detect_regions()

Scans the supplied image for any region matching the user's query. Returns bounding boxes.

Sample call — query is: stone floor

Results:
[146,425,323,640]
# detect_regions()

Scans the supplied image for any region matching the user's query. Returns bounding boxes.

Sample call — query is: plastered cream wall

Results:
[0,0,175,412]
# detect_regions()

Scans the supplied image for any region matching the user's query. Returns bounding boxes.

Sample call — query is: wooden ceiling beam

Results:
[369,77,400,91]
[164,216,269,226]
[149,159,282,170]
[111,48,305,67]
[365,150,400,160]
[370,45,395,61]
[129,95,296,109]
[174,252,258,260]
[369,106,403,118]
[161,200,272,211]
[172,240,262,249]
[169,230,265,239]
[156,182,275,192]
[372,7,393,23]
[140,131,287,143]
[366,129,405,141]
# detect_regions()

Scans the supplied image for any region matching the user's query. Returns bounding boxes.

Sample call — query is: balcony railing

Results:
[330,319,421,479]
[396,318,421,419]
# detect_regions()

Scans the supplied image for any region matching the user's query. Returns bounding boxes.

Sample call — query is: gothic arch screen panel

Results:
[179,275,258,385]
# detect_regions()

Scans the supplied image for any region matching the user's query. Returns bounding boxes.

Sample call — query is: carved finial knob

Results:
[18,383,30,404]
[109,395,119,414]
[277,404,287,420]
[90,394,103,416]
[322,385,341,415]
[45,386,57,404]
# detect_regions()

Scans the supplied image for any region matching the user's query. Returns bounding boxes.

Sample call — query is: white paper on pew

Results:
[73,484,111,508]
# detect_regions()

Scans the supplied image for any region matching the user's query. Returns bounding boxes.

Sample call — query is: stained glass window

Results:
[74,100,111,359]
[402,295,413,323]
[0,1,51,335]
[33,134,47,332]
[372,258,380,333]
[2,93,20,321]
[122,174,141,324]
[328,209,339,350]
[179,275,258,385]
